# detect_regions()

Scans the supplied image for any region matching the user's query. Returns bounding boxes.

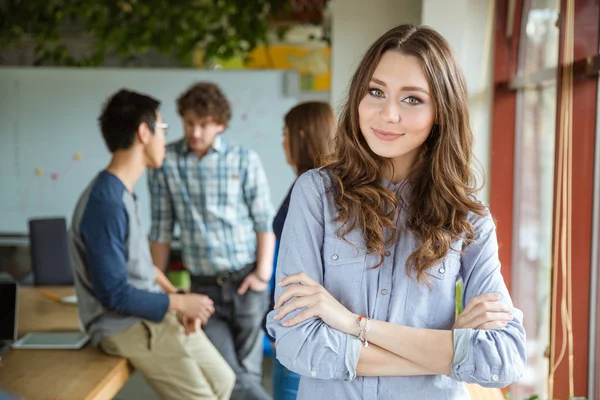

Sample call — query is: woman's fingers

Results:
[458,299,512,327]
[274,284,322,309]
[456,308,514,330]
[463,293,504,314]
[477,320,510,330]
[274,296,316,320]
[278,272,319,288]
[282,307,318,327]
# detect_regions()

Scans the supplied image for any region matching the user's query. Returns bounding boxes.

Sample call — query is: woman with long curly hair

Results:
[266,24,526,399]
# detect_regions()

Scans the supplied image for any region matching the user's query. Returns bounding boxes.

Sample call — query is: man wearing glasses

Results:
[149,82,275,400]
[69,89,235,400]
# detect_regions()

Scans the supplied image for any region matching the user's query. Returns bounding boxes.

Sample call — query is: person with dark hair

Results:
[266,25,526,399]
[69,89,235,400]
[148,82,275,400]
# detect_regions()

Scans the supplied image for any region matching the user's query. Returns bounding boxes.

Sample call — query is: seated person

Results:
[68,89,235,400]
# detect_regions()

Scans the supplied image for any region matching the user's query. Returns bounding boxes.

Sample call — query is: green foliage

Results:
[0,0,291,66]
[455,278,464,317]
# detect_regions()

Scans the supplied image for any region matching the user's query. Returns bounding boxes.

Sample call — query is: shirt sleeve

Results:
[266,170,360,381]
[450,211,527,388]
[81,195,169,321]
[242,150,275,233]
[148,166,175,243]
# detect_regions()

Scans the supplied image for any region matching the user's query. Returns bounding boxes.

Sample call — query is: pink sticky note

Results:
[51,173,59,181]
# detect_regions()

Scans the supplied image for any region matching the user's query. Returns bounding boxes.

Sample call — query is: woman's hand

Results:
[273,272,358,334]
[454,293,514,330]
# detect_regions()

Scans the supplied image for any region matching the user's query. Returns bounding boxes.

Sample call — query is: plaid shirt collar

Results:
[177,135,224,155]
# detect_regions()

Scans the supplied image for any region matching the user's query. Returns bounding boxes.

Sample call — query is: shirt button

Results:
[310,370,317,377]
[439,267,445,274]
[491,374,499,382]
[384,251,391,257]
[332,254,339,261]
[381,289,388,295]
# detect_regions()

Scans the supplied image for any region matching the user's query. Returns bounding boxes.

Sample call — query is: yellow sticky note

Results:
[74,152,82,161]
[35,168,44,176]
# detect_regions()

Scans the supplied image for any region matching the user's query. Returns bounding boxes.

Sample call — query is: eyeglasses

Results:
[153,122,169,135]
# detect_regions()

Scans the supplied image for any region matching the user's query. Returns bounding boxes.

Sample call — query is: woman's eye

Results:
[369,88,384,98]
[404,96,422,105]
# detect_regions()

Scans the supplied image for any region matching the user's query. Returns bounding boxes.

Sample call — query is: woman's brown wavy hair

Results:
[285,102,335,176]
[323,24,486,283]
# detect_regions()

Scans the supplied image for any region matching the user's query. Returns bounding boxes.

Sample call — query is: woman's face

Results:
[358,51,435,178]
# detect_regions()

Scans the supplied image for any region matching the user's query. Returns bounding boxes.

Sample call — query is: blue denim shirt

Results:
[266,169,526,400]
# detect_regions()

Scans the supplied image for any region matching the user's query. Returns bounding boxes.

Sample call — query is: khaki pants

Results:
[99,312,236,400]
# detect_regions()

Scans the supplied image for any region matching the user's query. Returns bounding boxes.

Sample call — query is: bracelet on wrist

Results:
[357,315,370,347]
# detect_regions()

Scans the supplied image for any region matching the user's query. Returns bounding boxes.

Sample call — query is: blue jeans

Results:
[272,355,300,400]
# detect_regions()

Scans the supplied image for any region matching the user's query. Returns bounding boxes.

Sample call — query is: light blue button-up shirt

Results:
[266,169,526,400]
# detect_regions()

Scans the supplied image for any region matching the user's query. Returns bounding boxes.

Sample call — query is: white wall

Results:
[330,0,422,112]
[422,0,495,202]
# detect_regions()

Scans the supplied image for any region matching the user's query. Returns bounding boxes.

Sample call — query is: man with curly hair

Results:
[149,82,275,400]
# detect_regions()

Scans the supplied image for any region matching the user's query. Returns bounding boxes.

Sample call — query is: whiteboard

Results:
[0,68,299,234]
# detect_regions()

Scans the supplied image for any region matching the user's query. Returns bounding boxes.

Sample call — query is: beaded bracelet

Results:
[356,315,370,347]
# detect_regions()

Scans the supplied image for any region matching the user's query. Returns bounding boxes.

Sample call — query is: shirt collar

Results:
[180,135,224,155]
[381,176,413,207]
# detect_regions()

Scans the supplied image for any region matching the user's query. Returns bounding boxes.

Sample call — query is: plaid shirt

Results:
[148,136,274,275]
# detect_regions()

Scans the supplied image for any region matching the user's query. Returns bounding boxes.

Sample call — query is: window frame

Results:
[491,0,599,397]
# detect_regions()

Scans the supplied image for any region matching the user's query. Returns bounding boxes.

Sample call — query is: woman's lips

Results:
[372,128,405,141]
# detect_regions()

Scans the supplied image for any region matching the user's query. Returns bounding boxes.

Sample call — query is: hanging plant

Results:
[0,0,292,66]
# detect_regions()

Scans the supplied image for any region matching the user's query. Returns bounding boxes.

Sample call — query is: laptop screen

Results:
[0,283,17,341]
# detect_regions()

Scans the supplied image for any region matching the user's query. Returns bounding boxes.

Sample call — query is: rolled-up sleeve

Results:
[243,150,274,233]
[450,212,527,387]
[266,170,358,381]
[147,167,174,243]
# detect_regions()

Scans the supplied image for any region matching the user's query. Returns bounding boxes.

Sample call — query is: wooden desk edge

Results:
[84,358,133,400]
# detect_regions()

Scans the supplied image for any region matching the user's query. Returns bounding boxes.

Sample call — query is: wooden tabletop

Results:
[16,286,80,336]
[0,287,132,400]
[0,288,506,400]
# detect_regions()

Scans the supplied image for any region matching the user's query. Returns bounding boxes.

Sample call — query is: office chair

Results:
[28,217,74,286]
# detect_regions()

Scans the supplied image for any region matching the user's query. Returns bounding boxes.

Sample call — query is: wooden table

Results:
[0,288,508,399]
[0,287,132,400]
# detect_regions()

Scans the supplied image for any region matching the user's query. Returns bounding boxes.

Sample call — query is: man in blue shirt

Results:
[149,82,275,400]
[69,89,235,400]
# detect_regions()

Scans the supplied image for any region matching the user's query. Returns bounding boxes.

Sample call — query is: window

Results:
[510,1,559,398]
[493,0,599,397]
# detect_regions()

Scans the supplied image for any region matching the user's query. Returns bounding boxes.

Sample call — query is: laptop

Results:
[11,331,89,349]
[0,273,18,360]
[0,273,89,352]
